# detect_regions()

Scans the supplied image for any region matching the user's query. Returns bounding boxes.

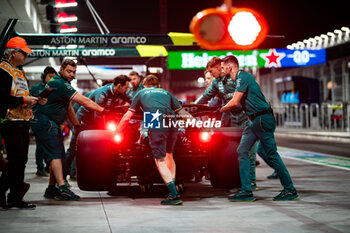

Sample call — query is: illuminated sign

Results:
[167,49,326,69]
[16,33,192,46]
[28,47,166,57]
[29,48,138,57]
[259,49,326,68]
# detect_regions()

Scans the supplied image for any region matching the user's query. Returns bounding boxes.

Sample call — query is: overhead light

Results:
[341,26,350,32]
[96,79,103,86]
[297,41,305,49]
[314,36,322,41]
[291,43,298,49]
[60,25,78,33]
[197,77,205,84]
[287,27,349,49]
[320,34,328,39]
[66,45,78,49]
[334,29,342,34]
[148,67,163,74]
[55,0,78,8]
[57,12,78,22]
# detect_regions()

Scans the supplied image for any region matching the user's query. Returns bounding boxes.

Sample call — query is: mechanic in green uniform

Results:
[30,66,57,177]
[220,55,299,202]
[63,76,131,187]
[126,71,144,99]
[195,57,259,189]
[117,75,193,205]
[31,59,106,201]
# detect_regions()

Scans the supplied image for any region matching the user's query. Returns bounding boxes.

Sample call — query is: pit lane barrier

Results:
[273,103,350,131]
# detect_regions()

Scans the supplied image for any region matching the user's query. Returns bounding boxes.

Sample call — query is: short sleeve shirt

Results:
[126,83,144,99]
[129,87,182,116]
[35,73,77,125]
[30,82,46,96]
[235,71,270,116]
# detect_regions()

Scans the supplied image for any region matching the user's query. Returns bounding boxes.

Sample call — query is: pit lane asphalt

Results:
[0,135,349,233]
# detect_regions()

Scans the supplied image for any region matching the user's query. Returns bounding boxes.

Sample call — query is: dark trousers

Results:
[63,127,79,180]
[0,121,30,202]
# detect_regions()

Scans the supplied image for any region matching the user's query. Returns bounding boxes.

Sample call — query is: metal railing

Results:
[273,102,350,131]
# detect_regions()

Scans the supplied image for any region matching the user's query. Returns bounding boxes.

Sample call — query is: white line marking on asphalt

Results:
[278,146,350,171]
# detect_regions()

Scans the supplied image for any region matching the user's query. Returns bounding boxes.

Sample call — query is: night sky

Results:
[69,0,350,49]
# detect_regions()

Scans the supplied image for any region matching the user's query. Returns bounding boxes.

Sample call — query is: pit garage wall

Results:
[259,56,350,106]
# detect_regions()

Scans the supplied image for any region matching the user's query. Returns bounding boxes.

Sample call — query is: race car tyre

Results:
[208,128,242,189]
[76,130,116,191]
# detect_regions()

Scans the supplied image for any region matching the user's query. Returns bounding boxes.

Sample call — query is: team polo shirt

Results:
[77,84,131,127]
[195,76,235,104]
[126,83,144,99]
[195,75,248,126]
[34,73,77,125]
[129,87,182,116]
[235,71,270,116]
[30,82,45,96]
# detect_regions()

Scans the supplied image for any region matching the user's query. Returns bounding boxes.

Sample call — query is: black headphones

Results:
[41,66,57,82]
[40,72,46,81]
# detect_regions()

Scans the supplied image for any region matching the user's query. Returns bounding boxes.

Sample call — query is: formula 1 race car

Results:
[75,104,242,192]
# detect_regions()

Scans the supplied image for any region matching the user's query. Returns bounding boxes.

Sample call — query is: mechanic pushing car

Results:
[63,75,132,184]
[31,59,107,201]
[195,57,259,190]
[116,74,194,205]
[76,75,131,131]
[220,55,299,202]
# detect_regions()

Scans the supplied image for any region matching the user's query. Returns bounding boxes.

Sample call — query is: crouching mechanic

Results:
[31,59,107,201]
[116,75,193,205]
[220,55,299,202]
[63,75,131,182]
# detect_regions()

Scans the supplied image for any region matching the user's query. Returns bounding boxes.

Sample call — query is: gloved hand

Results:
[74,125,82,134]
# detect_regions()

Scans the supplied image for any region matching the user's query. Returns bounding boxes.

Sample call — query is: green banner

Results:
[15,32,194,46]
[167,50,260,69]
[28,48,140,57]
[167,49,326,69]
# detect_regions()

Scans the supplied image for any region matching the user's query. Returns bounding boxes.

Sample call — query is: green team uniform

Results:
[129,87,182,159]
[235,70,296,193]
[195,76,258,185]
[31,73,77,162]
[126,83,144,99]
[30,82,48,172]
[30,82,45,96]
[195,76,247,127]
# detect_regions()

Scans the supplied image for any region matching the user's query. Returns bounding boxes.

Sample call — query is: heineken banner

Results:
[167,49,326,69]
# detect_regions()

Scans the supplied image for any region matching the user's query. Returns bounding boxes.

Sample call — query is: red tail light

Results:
[114,134,122,143]
[107,122,117,132]
[200,132,211,142]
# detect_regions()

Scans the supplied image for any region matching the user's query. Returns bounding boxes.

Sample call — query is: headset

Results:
[41,66,57,82]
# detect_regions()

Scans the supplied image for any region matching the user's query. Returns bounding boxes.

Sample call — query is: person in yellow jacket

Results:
[0,37,46,209]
